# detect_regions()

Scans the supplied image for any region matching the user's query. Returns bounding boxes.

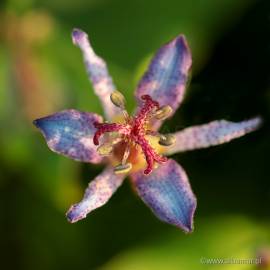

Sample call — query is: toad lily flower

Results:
[33,28,261,232]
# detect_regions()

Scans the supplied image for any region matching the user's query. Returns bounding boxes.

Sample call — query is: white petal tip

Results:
[66,206,86,223]
[245,116,263,132]
[72,28,88,46]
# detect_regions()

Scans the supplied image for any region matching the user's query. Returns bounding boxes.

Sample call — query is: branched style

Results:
[93,94,168,175]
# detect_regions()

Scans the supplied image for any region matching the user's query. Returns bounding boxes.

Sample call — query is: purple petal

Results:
[131,159,196,232]
[33,109,103,163]
[66,166,125,223]
[135,35,192,129]
[72,28,119,120]
[165,117,262,155]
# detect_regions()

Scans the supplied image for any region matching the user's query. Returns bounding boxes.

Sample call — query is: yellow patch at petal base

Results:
[109,135,165,174]
[130,135,166,173]
[112,113,127,124]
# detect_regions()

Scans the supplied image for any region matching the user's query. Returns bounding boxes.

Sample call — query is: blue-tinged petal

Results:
[72,28,119,120]
[131,159,196,232]
[33,109,103,163]
[135,35,192,129]
[165,117,262,155]
[66,166,125,223]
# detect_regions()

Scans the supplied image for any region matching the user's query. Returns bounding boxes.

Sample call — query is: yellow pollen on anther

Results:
[158,134,176,146]
[110,90,126,109]
[97,143,113,156]
[114,163,132,174]
[155,105,173,120]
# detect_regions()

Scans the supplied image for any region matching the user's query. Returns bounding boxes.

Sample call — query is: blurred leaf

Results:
[0,47,11,119]
[101,216,270,270]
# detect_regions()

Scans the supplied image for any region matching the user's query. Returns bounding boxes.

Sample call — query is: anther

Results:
[97,143,113,156]
[110,90,126,110]
[155,105,173,120]
[110,90,130,120]
[158,134,176,146]
[114,163,132,174]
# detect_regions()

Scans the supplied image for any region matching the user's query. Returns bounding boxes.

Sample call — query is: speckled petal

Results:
[165,117,262,155]
[135,35,191,129]
[33,109,103,163]
[66,166,125,223]
[131,159,196,232]
[72,28,119,120]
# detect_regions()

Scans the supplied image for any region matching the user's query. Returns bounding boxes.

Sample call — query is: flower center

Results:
[93,91,175,175]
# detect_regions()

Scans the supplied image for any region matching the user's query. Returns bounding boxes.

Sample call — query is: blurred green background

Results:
[1,0,270,269]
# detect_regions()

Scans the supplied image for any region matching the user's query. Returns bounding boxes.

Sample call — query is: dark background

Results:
[1,0,269,269]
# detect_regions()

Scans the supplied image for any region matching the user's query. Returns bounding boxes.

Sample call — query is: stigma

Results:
[93,91,175,175]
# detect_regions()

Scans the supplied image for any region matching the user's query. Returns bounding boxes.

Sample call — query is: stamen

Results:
[110,90,130,121]
[110,90,126,110]
[121,146,130,164]
[113,145,132,174]
[97,143,113,156]
[114,163,132,174]
[154,105,173,120]
[122,110,129,121]
[158,134,176,146]
[97,137,122,156]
